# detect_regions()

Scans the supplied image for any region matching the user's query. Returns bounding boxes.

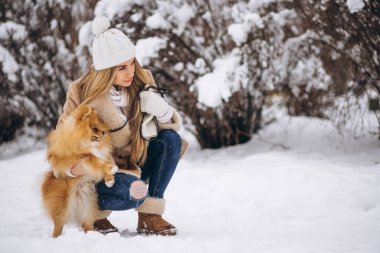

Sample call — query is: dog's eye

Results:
[92,127,98,132]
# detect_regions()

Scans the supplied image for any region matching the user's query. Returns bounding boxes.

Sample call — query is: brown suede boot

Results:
[93,218,119,234]
[135,197,177,236]
[137,213,177,236]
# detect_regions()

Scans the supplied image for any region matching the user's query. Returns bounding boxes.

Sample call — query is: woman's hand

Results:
[139,90,173,123]
[68,157,88,177]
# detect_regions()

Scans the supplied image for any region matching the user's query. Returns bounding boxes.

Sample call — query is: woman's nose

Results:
[127,70,133,78]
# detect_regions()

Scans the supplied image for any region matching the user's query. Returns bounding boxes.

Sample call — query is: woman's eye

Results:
[118,66,125,70]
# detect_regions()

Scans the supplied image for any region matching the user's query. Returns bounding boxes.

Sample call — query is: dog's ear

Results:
[80,107,93,122]
[88,108,99,123]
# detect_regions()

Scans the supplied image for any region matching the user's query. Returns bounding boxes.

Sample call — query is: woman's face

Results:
[113,58,135,87]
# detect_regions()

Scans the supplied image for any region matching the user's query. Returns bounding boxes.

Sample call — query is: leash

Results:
[144,86,168,98]
[109,85,168,133]
[109,90,140,133]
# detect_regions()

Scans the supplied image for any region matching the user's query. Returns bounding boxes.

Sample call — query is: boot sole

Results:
[136,228,177,236]
[94,227,119,235]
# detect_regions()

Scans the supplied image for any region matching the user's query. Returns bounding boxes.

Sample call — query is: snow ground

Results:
[0,116,379,253]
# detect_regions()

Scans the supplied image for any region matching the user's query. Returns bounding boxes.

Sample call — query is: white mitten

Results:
[141,114,157,139]
[139,90,173,123]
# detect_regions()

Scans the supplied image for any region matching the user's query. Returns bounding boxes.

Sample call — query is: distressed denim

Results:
[96,173,146,211]
[96,129,181,210]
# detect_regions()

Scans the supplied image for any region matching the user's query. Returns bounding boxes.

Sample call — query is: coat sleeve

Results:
[56,80,82,129]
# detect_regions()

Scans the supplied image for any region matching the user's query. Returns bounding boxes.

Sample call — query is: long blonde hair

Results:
[80,59,151,166]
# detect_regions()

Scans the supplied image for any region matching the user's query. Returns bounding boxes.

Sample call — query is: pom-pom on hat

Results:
[91,16,136,70]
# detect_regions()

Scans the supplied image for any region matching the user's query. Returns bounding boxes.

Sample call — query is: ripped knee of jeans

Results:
[129,180,147,200]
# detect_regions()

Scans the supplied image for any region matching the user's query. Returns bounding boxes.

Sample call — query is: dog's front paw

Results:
[110,165,118,175]
[105,178,115,188]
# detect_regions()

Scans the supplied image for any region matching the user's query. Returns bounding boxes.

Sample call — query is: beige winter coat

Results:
[57,69,186,169]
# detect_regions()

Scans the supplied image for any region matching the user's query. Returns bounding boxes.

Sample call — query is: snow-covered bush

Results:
[0,0,97,156]
[292,0,380,138]
[88,0,266,148]
[141,0,335,146]
[2,0,379,156]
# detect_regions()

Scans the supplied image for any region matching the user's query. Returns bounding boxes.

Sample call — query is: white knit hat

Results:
[91,16,136,70]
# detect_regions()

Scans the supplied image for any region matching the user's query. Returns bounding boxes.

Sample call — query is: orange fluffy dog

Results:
[41,104,118,238]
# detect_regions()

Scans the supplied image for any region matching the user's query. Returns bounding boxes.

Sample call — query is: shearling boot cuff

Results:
[135,197,165,215]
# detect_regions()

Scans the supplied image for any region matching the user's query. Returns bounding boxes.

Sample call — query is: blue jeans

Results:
[96,130,181,210]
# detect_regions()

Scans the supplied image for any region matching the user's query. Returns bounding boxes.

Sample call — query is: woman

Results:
[55,16,186,236]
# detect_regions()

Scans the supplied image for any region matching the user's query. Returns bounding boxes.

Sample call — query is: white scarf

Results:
[109,86,128,120]
[109,86,128,107]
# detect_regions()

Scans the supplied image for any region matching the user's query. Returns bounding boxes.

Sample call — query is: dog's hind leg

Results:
[52,219,64,238]
[50,198,69,238]
[77,182,97,234]
[81,213,96,233]
[81,221,94,233]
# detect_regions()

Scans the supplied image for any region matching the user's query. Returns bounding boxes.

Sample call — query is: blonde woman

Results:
[55,16,186,236]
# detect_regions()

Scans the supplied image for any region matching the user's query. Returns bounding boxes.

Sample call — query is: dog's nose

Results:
[102,131,105,135]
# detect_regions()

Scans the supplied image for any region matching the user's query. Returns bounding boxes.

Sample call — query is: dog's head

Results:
[72,104,108,142]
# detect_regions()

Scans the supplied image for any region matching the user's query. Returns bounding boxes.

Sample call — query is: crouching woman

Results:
[55,16,186,236]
